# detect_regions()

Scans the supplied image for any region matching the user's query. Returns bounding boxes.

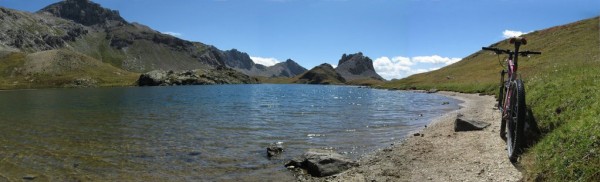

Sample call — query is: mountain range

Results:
[0,0,384,88]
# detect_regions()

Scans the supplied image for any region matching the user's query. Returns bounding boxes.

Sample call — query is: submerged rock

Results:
[285,149,358,177]
[267,146,283,158]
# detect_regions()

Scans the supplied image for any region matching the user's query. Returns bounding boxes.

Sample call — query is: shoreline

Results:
[299,91,522,181]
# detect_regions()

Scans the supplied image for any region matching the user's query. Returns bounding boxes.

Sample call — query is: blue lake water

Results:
[0,84,459,181]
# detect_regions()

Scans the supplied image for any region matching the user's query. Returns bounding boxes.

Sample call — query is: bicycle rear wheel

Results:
[507,79,526,163]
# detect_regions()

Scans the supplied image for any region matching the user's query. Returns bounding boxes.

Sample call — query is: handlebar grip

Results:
[525,51,541,55]
[482,47,497,51]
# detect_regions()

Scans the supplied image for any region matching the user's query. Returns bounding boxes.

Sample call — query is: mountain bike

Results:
[482,37,541,163]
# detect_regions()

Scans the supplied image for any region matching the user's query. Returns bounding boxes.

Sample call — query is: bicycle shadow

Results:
[523,108,542,148]
[512,107,542,168]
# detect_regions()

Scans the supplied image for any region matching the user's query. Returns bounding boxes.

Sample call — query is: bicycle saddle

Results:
[509,37,527,45]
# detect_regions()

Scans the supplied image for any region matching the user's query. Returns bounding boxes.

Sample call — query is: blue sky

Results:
[0,0,598,79]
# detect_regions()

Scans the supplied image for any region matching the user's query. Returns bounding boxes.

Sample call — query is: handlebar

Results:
[481,47,542,56]
[520,51,541,55]
[482,47,510,54]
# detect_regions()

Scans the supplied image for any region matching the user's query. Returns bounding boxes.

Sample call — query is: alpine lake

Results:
[0,84,460,181]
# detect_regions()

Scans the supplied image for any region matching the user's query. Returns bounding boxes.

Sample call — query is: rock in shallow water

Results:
[267,146,283,158]
[285,149,358,177]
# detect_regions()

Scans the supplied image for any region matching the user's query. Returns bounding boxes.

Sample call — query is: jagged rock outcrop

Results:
[137,67,259,86]
[335,52,384,81]
[295,63,345,84]
[38,0,127,26]
[222,49,256,70]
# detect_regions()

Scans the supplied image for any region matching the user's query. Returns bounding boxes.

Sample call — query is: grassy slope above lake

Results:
[381,16,599,181]
[0,50,138,89]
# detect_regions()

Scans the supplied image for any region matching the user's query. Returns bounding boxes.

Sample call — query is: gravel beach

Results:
[298,91,522,181]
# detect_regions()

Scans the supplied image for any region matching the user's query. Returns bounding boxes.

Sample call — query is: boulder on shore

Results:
[285,149,358,177]
[454,114,491,132]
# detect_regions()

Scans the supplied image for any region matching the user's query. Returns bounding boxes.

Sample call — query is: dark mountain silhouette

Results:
[335,52,384,81]
[295,63,345,84]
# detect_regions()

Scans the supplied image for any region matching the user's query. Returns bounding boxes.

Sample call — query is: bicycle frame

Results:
[499,41,521,116]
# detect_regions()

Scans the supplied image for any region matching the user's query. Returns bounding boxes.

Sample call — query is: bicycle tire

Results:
[507,79,526,163]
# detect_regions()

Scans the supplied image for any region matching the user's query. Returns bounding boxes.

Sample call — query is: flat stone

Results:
[454,115,490,132]
[188,152,201,156]
[23,175,36,180]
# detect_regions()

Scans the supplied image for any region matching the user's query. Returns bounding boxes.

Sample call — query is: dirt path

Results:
[305,91,522,181]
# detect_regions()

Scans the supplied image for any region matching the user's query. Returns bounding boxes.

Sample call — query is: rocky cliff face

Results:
[222,49,256,70]
[295,63,345,84]
[0,7,88,52]
[335,52,384,81]
[38,0,127,26]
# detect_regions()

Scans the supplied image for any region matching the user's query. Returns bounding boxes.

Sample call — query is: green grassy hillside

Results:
[0,50,138,89]
[382,16,600,181]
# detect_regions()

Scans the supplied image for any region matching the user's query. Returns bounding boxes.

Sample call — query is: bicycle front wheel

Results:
[507,79,526,163]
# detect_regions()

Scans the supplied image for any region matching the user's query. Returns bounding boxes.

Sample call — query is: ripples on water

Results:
[0,84,459,181]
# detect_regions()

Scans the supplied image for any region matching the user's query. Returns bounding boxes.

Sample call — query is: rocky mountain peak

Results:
[295,63,346,84]
[38,0,128,26]
[335,52,384,81]
[339,52,364,65]
[222,49,255,70]
[280,59,307,75]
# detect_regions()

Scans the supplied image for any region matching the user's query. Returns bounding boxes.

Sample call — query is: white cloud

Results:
[250,56,280,66]
[373,57,411,80]
[412,55,461,65]
[373,55,461,80]
[502,30,528,38]
[392,56,414,66]
[429,67,441,71]
[163,32,183,37]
